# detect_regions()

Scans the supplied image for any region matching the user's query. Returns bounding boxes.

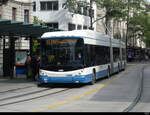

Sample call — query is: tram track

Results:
[0,88,51,101]
[123,65,146,112]
[0,85,36,94]
[0,87,71,107]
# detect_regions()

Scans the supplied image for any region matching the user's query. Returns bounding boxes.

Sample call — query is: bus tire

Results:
[37,83,44,87]
[122,62,126,71]
[90,69,96,85]
[107,66,111,78]
[118,63,120,73]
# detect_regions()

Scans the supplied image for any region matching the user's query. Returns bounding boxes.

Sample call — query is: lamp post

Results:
[89,0,94,30]
[78,0,94,30]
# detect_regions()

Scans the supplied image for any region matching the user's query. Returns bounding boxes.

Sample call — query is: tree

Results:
[96,0,126,33]
[33,16,47,26]
[125,0,147,48]
[128,12,150,47]
[32,16,47,55]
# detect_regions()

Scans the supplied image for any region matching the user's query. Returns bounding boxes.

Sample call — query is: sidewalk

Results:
[0,74,37,92]
[0,74,36,84]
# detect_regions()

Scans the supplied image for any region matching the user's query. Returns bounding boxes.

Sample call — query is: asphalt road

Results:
[131,65,150,112]
[0,63,149,112]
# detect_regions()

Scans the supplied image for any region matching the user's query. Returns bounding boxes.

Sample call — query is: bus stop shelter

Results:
[0,19,54,79]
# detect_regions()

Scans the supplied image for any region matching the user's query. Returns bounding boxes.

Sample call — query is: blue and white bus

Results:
[38,30,126,85]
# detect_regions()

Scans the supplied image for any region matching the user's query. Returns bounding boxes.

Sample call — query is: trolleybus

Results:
[38,30,126,85]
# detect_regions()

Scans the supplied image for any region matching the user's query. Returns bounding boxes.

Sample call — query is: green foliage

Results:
[63,0,78,11]
[32,39,40,55]
[128,13,150,47]
[32,16,46,55]
[96,0,126,19]
[33,16,47,26]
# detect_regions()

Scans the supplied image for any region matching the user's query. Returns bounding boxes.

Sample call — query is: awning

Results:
[0,19,54,37]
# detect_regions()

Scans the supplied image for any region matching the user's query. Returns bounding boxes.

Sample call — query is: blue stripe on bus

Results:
[38,74,92,84]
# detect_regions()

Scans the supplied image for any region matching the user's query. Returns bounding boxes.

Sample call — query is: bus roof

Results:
[41,30,125,47]
[41,30,109,39]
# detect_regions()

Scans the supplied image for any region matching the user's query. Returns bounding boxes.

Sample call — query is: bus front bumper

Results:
[38,75,92,84]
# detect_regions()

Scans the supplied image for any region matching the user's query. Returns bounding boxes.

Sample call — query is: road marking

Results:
[32,75,119,112]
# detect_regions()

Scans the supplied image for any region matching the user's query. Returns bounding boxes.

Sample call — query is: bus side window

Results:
[85,45,92,67]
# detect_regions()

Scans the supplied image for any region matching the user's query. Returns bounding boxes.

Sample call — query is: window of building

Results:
[40,1,59,11]
[47,23,58,29]
[83,26,88,30]
[53,1,59,10]
[77,25,82,30]
[33,2,36,11]
[68,23,76,31]
[47,2,52,10]
[24,10,29,23]
[12,7,17,21]
[40,2,47,11]
[83,7,88,16]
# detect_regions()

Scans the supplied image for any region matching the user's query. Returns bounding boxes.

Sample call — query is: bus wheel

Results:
[107,66,111,78]
[90,70,96,85]
[122,62,126,71]
[118,63,120,73]
[37,83,44,87]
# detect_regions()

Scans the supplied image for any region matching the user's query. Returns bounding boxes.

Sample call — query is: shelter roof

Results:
[0,19,54,37]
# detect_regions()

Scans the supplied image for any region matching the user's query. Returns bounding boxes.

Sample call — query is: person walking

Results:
[31,56,41,81]
[35,56,41,80]
[25,55,32,79]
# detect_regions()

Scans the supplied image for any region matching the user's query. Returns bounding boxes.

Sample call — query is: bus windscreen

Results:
[40,38,84,71]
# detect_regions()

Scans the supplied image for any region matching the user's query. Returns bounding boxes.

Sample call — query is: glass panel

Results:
[47,2,52,10]
[53,1,58,10]
[40,38,84,71]
[40,2,46,11]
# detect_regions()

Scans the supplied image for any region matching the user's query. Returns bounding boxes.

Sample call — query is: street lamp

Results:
[77,0,94,30]
[89,0,95,30]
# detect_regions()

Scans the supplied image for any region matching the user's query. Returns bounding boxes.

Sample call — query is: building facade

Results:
[32,0,97,31]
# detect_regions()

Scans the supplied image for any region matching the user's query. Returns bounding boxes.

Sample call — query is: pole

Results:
[110,31,114,74]
[102,20,114,74]
[9,36,15,79]
[89,0,93,30]
[126,0,130,59]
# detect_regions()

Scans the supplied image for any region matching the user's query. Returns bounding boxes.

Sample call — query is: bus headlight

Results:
[40,71,45,76]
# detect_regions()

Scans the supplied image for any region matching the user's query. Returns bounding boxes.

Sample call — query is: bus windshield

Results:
[40,38,84,71]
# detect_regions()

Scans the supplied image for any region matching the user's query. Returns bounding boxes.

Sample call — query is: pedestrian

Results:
[35,56,41,80]
[25,55,32,79]
[31,56,41,81]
